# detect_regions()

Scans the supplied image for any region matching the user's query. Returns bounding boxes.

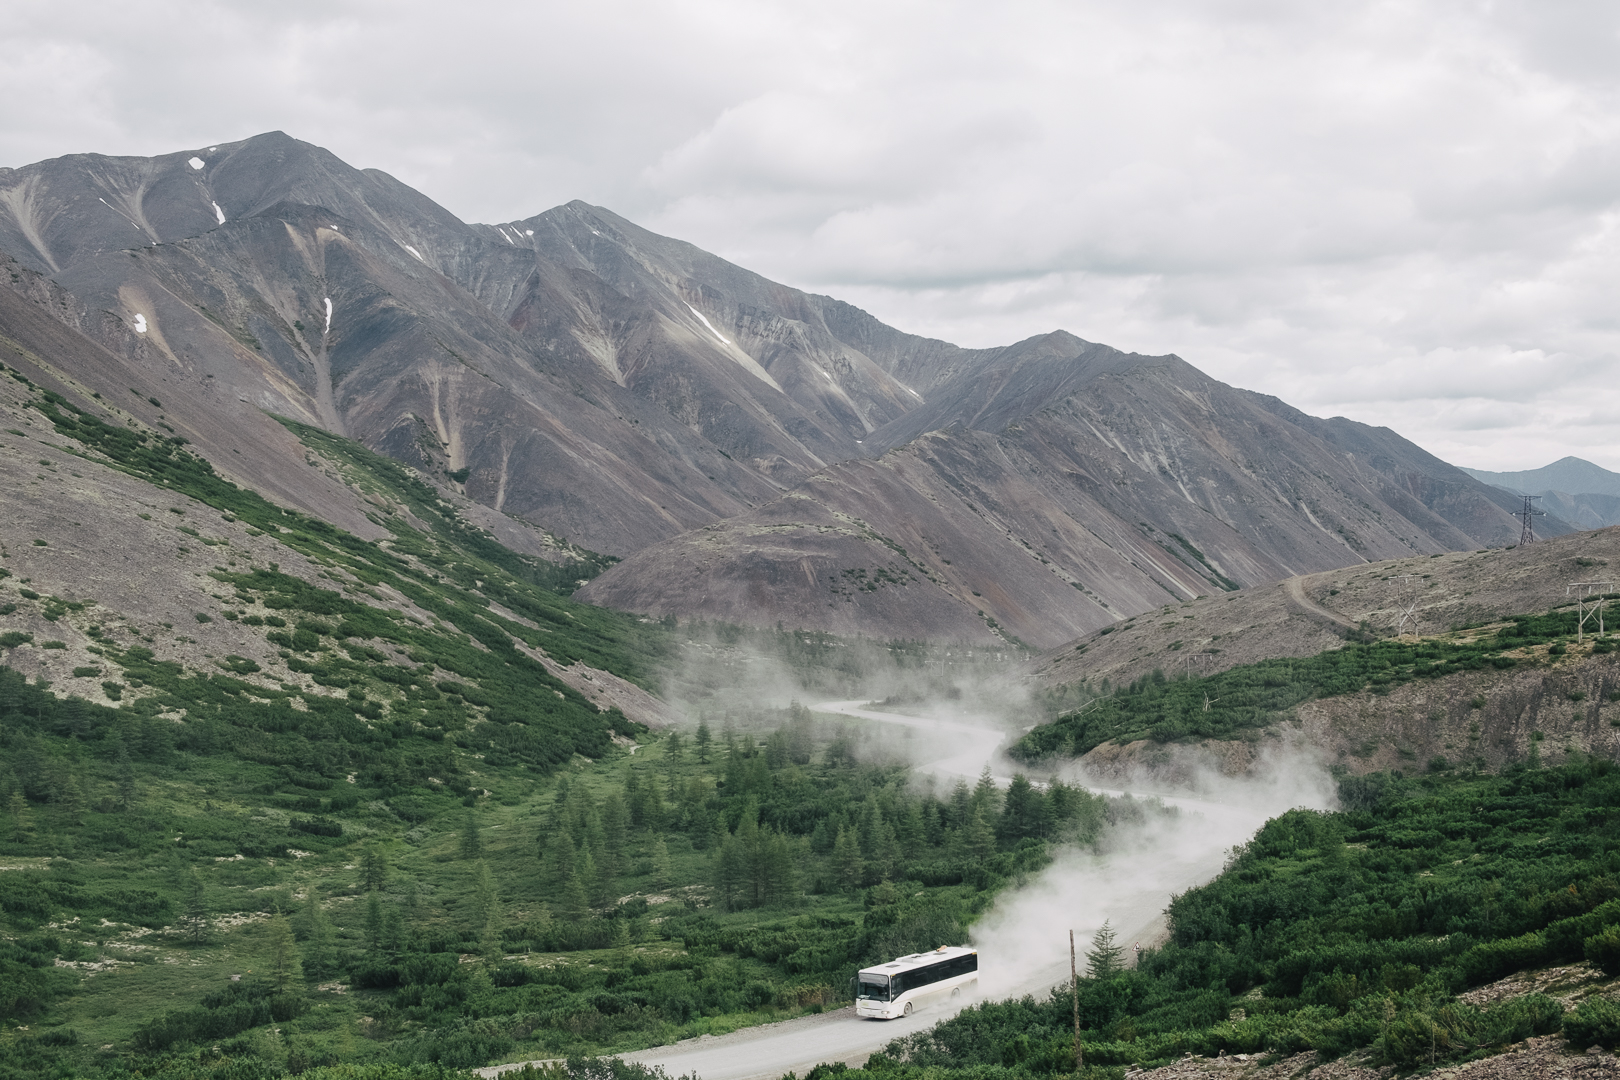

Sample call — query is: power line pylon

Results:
[1566,581,1617,643]
[1516,495,1544,545]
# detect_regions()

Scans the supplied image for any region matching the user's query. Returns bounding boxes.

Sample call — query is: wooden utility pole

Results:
[1070,929,1083,1071]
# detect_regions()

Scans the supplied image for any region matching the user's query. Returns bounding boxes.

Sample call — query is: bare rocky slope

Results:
[1024,523,1620,782]
[0,284,673,731]
[0,133,972,557]
[1,131,1561,649]
[581,347,1545,648]
[1035,522,1620,690]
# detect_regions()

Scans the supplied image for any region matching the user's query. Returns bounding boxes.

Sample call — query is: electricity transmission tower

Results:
[1393,574,1421,636]
[1516,495,1544,545]
[1567,582,1617,642]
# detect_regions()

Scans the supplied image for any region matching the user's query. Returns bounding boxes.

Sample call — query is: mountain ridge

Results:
[0,131,1568,646]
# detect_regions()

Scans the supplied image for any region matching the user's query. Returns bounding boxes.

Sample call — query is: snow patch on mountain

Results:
[324,297,332,332]
[188,157,205,170]
[685,303,731,346]
[133,314,147,333]
[404,244,423,261]
[213,202,225,225]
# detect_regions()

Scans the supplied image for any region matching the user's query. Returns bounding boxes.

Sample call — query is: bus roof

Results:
[857,945,976,978]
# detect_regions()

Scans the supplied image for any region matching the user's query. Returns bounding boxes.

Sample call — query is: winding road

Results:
[481,700,1317,1080]
[1284,575,1358,629]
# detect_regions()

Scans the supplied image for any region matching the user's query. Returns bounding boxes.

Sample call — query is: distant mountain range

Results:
[1461,457,1620,530]
[0,132,1561,646]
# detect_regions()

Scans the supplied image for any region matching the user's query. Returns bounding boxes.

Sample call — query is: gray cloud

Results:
[6,0,1620,471]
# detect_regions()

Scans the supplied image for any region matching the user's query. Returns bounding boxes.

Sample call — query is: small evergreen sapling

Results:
[1086,920,1124,979]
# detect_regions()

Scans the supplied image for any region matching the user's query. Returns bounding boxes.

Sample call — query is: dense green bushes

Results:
[835,758,1620,1076]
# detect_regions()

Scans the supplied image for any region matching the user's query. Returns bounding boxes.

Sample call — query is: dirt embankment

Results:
[1037,525,1620,695]
[1128,1035,1616,1079]
[1072,645,1620,787]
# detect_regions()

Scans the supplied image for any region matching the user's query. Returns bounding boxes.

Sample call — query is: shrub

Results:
[1564,996,1620,1050]
[291,817,342,837]
[1585,924,1620,977]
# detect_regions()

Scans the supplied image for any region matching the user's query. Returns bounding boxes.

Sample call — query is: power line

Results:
[1516,495,1544,545]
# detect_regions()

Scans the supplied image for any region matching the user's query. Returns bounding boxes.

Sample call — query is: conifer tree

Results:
[1086,920,1125,979]
[578,845,603,906]
[360,845,390,892]
[810,818,834,855]
[924,801,946,846]
[382,904,404,958]
[949,778,973,826]
[713,831,746,911]
[833,825,864,891]
[641,779,666,832]
[364,893,384,955]
[962,805,997,861]
[759,828,799,905]
[473,861,503,960]
[600,792,629,879]
[549,837,589,918]
[650,836,673,890]
[857,796,881,858]
[527,902,554,940]
[8,790,33,842]
[115,744,137,811]
[180,868,211,943]
[695,719,712,763]
[972,766,1001,817]
[898,801,926,850]
[56,772,84,826]
[265,912,303,990]
[998,774,1050,842]
[623,770,646,829]
[873,819,902,881]
[459,808,483,860]
[299,890,336,979]
[548,829,577,889]
[556,861,589,920]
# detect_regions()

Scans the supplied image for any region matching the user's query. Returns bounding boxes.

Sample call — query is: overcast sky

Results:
[6,0,1620,471]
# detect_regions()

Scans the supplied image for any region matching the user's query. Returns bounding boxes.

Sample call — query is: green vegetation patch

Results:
[842,758,1620,1076]
[1015,608,1606,761]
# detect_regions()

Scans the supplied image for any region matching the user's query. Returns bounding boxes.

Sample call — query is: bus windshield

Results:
[857,976,890,1001]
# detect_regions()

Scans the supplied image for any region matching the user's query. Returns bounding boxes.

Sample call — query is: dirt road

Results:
[1283,575,1358,629]
[480,701,1315,1080]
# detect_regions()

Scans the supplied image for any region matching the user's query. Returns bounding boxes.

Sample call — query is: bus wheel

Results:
[903,1002,913,1017]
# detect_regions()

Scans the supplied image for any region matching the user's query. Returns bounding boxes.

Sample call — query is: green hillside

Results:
[0,360,1144,1080]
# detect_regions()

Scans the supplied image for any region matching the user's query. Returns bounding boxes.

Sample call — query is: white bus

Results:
[855,946,978,1019]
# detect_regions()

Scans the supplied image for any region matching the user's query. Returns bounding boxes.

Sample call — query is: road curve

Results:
[480,701,1295,1080]
[1283,575,1358,629]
